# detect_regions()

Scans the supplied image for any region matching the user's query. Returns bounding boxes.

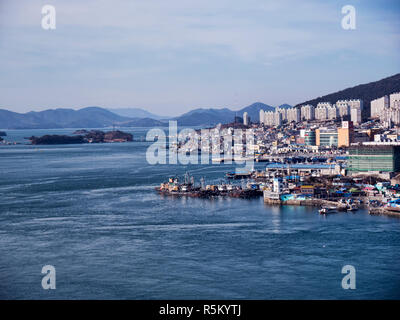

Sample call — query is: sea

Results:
[0,128,400,299]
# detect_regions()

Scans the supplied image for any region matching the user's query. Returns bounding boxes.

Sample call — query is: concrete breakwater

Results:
[369,207,400,218]
[263,197,348,209]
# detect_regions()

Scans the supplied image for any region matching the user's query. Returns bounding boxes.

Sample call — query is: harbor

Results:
[156,161,400,217]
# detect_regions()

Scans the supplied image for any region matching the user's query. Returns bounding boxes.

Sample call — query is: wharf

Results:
[263,195,348,210]
[369,207,400,218]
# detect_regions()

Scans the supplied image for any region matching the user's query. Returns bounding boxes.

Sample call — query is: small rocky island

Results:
[0,131,7,136]
[29,130,133,145]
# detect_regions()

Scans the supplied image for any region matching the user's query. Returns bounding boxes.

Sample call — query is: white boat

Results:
[319,206,337,215]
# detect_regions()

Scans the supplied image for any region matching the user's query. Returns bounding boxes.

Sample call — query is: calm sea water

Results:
[0,128,400,299]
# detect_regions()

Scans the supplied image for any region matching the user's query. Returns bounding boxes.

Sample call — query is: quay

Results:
[369,207,400,217]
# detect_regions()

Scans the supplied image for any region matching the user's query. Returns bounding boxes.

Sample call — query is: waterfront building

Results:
[316,128,338,147]
[300,104,315,121]
[337,121,354,147]
[371,96,389,118]
[243,112,250,125]
[348,143,400,173]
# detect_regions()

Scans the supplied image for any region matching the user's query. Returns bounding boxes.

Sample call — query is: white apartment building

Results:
[259,110,265,124]
[300,104,315,121]
[336,100,350,118]
[315,104,329,121]
[390,92,400,108]
[274,111,283,126]
[243,112,250,125]
[263,110,283,127]
[264,111,274,126]
[351,108,361,124]
[346,99,363,111]
[286,108,300,123]
[371,96,389,118]
[317,102,332,109]
[327,105,338,120]
[276,107,287,121]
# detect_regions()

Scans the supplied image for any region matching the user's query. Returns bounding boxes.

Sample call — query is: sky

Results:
[0,0,399,116]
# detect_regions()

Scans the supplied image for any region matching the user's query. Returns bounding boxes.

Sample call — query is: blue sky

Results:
[0,0,399,116]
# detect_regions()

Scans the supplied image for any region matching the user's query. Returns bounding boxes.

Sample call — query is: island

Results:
[0,131,6,136]
[29,130,133,145]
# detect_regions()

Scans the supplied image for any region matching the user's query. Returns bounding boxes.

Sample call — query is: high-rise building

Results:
[300,104,314,121]
[315,103,329,121]
[390,92,400,108]
[264,111,274,126]
[274,111,282,126]
[336,101,350,118]
[243,112,250,125]
[351,108,361,124]
[338,121,354,147]
[259,110,264,124]
[336,99,363,122]
[276,107,287,121]
[327,105,338,120]
[286,108,300,123]
[371,96,389,118]
[347,99,363,111]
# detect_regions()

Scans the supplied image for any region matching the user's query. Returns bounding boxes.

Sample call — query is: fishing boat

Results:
[319,206,337,215]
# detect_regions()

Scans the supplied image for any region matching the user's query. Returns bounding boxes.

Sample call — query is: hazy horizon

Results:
[1,0,399,116]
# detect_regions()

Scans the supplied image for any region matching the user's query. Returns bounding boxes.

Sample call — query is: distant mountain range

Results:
[172,102,275,126]
[295,73,400,117]
[106,107,169,120]
[0,102,276,129]
[1,73,399,129]
[0,107,131,129]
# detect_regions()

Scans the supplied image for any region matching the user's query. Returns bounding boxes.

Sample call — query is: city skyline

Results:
[0,0,399,115]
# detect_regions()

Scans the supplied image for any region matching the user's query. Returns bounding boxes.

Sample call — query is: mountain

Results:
[239,102,275,121]
[295,73,400,117]
[0,107,131,129]
[120,117,167,127]
[107,108,168,120]
[173,108,234,126]
[174,102,275,126]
